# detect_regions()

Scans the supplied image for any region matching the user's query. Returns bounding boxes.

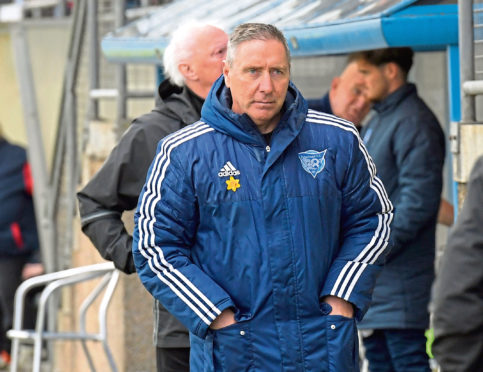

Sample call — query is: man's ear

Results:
[384,62,399,80]
[330,76,340,92]
[179,63,198,82]
[223,60,231,88]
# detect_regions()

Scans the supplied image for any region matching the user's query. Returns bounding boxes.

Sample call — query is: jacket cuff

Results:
[193,297,236,339]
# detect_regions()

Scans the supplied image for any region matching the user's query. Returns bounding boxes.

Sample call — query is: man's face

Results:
[190,26,228,96]
[356,59,390,103]
[223,39,290,133]
[330,62,371,125]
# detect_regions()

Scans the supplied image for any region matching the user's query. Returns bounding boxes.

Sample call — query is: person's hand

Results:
[322,295,354,318]
[21,263,45,280]
[210,308,236,330]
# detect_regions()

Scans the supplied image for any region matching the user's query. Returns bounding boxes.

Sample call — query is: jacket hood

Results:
[201,75,308,147]
[154,79,203,125]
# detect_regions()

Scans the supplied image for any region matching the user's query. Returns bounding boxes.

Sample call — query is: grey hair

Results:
[225,23,291,67]
[163,21,222,87]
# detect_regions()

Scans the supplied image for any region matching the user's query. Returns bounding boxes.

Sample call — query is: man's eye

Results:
[271,69,287,77]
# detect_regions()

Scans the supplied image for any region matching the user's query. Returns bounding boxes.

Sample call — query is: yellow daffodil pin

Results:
[226,176,241,192]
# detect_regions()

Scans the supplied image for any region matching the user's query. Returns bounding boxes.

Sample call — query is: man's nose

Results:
[259,71,274,93]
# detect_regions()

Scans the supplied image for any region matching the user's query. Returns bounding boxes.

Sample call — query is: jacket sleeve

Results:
[321,131,393,320]
[77,121,160,274]
[388,116,444,258]
[432,156,483,371]
[133,137,235,339]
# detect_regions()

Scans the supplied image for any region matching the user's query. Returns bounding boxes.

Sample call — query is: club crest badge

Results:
[298,149,327,178]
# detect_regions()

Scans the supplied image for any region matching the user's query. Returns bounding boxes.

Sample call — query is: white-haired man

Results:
[77,22,227,372]
[133,23,392,371]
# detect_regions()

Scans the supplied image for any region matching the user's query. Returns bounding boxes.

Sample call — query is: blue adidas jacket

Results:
[133,77,392,371]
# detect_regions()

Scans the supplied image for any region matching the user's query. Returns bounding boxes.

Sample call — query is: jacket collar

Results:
[201,76,308,175]
[155,79,203,125]
[320,93,333,115]
[373,83,417,114]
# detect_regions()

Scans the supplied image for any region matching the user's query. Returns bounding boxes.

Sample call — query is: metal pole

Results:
[447,45,461,217]
[115,0,127,139]
[49,0,87,270]
[87,0,99,120]
[63,90,77,270]
[62,0,87,269]
[9,23,56,275]
[462,80,483,95]
[459,0,476,122]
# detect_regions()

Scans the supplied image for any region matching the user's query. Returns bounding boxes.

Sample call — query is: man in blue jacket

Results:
[133,23,393,371]
[352,48,445,372]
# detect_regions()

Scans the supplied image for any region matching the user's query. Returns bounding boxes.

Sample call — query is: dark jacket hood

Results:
[155,79,203,125]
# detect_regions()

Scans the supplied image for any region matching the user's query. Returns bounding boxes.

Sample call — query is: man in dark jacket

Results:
[432,155,483,372]
[307,61,372,130]
[77,22,228,372]
[351,48,445,372]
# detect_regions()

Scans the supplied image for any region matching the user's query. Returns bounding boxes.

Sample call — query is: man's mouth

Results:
[253,101,275,107]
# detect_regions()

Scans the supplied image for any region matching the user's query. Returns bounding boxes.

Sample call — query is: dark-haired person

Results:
[350,48,445,372]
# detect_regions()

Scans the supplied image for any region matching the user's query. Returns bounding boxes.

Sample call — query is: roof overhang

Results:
[284,4,458,56]
[101,0,458,64]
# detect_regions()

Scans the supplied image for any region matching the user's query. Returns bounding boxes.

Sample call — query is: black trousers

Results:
[0,256,30,352]
[156,347,190,372]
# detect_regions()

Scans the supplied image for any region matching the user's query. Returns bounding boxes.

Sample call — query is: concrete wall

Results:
[0,19,70,165]
[0,26,25,143]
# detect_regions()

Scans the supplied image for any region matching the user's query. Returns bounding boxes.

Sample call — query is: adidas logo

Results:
[218,161,240,177]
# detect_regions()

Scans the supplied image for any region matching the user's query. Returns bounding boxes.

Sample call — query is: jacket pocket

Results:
[211,321,254,372]
[325,315,359,372]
